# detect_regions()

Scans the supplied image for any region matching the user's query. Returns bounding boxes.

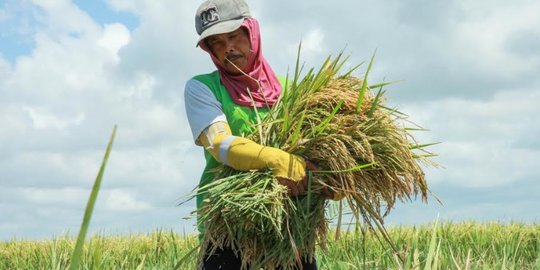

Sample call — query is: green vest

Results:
[192,71,282,235]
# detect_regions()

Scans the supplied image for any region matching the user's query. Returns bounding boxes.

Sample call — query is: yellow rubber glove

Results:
[199,122,307,195]
[225,137,306,180]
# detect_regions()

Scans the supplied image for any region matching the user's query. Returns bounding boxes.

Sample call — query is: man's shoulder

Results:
[192,70,219,82]
[189,70,224,94]
[185,71,220,100]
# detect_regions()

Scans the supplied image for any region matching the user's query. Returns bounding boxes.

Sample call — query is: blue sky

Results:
[71,0,138,30]
[1,0,539,241]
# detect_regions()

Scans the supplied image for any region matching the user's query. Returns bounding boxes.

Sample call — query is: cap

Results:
[195,0,251,46]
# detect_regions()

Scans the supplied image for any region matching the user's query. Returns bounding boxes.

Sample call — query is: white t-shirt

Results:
[184,78,227,145]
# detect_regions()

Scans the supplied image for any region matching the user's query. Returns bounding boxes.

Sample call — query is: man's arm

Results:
[198,121,308,196]
[184,78,308,195]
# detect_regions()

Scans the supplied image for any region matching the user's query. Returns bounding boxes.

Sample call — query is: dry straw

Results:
[189,49,437,269]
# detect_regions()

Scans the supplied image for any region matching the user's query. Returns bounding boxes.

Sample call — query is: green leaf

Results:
[341,61,365,78]
[293,41,302,88]
[356,50,376,113]
[368,81,400,89]
[69,125,117,270]
[368,86,385,118]
[424,216,440,270]
[288,109,307,146]
[315,162,376,174]
[312,99,344,137]
[410,142,441,149]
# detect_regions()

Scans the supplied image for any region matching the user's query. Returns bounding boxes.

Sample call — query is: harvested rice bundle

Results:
[193,53,436,269]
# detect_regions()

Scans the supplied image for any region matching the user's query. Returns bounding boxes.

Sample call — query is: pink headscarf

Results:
[199,18,281,108]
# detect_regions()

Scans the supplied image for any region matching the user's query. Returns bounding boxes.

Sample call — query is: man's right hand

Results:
[276,160,319,196]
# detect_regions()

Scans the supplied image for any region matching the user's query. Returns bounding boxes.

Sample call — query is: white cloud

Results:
[452,1,540,79]
[98,23,130,63]
[104,142,202,189]
[405,88,539,142]
[31,0,99,36]
[22,105,85,129]
[401,87,540,187]
[432,142,539,187]
[0,56,11,77]
[287,28,325,56]
[117,71,156,101]
[0,150,101,188]
[19,187,88,205]
[0,105,26,139]
[103,189,152,211]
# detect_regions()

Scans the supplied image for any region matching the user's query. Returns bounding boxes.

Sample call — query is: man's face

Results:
[205,27,251,75]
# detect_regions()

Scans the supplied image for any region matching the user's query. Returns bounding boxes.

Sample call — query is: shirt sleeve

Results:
[184,79,227,146]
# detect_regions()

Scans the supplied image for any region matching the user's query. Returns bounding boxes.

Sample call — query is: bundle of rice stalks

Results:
[191,51,436,269]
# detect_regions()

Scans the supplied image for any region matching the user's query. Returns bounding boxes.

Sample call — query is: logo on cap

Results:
[200,7,220,27]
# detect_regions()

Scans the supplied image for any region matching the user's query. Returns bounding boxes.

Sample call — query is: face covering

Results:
[199,17,282,108]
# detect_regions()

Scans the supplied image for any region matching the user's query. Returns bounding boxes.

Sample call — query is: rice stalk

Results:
[189,51,436,269]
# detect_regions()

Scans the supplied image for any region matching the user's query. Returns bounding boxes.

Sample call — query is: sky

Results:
[1,0,539,241]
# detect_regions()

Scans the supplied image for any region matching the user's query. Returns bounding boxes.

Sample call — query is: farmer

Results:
[184,0,319,269]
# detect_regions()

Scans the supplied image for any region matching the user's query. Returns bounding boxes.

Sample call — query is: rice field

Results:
[1,222,539,269]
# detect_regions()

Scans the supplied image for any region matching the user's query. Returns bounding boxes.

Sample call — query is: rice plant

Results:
[186,49,438,269]
[1,222,538,269]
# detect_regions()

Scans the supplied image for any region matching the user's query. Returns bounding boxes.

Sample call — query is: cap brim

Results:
[196,18,245,47]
